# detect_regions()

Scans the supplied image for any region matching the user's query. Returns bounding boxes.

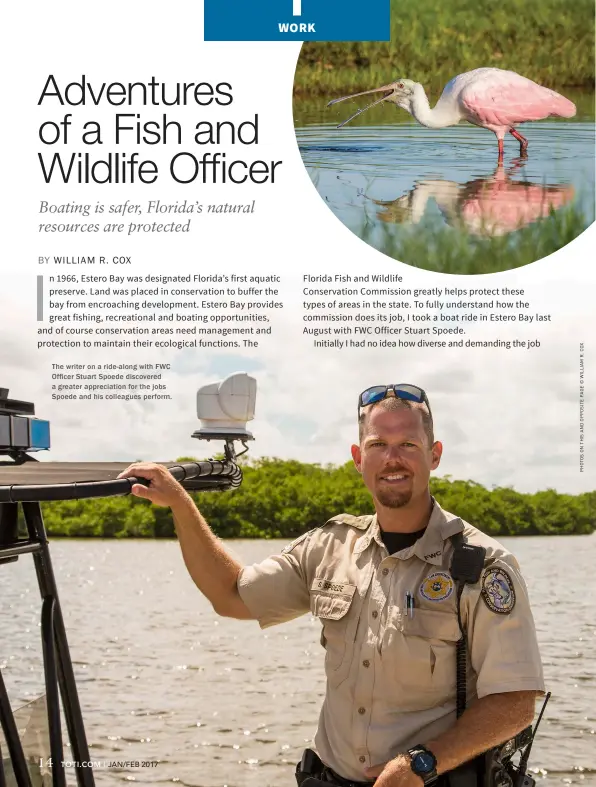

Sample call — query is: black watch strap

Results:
[407,745,438,785]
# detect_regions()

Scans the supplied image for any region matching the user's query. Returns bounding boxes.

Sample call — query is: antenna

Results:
[516,692,551,786]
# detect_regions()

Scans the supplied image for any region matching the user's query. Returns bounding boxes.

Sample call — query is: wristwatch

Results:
[407,745,438,785]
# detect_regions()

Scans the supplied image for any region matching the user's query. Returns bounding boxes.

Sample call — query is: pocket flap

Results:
[310,579,356,621]
[401,608,461,642]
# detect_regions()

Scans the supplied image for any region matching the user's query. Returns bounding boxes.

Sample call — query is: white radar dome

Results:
[194,372,256,439]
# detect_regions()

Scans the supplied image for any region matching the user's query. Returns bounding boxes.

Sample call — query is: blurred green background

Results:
[294,0,594,100]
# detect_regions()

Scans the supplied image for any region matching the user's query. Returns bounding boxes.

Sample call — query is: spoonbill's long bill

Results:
[327,68,576,161]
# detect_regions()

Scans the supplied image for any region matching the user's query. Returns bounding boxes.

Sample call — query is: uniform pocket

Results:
[310,580,357,679]
[385,608,461,710]
[401,608,461,642]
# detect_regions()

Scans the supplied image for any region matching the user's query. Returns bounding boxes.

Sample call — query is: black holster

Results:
[296,778,331,787]
[295,749,328,786]
[295,749,373,786]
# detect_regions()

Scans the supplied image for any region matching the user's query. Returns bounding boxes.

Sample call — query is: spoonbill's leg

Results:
[509,128,528,156]
[497,138,504,163]
[493,162,507,182]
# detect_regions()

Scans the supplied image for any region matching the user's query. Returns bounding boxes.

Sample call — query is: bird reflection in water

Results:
[371,160,574,236]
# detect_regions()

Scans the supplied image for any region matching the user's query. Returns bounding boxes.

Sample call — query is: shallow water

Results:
[296,114,594,259]
[1,536,595,786]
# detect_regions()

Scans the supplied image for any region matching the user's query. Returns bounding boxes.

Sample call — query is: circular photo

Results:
[293,0,595,274]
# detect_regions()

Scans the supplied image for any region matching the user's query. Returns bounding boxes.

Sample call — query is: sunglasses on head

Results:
[357,384,432,421]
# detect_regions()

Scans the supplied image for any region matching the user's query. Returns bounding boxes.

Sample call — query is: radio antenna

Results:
[517,692,551,786]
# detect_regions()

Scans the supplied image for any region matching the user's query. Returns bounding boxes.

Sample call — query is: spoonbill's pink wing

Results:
[459,72,576,128]
[460,181,575,235]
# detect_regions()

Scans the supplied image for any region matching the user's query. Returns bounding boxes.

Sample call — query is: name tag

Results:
[311,578,355,597]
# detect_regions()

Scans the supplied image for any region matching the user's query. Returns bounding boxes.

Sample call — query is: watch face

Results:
[414,752,436,774]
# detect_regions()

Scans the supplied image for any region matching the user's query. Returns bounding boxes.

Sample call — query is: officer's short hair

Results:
[359,398,434,446]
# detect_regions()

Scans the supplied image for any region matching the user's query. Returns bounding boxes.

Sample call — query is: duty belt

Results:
[295,749,374,787]
[323,766,374,787]
[297,756,450,787]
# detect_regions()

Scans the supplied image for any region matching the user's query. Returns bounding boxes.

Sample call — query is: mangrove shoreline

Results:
[35,458,596,539]
[293,0,595,99]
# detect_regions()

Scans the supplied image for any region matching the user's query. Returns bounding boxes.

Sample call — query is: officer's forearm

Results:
[171,495,254,619]
[425,691,537,774]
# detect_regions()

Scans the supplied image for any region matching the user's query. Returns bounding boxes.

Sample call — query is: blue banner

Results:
[204,0,390,42]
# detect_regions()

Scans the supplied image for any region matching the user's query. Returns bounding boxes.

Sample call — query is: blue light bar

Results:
[30,419,51,451]
[0,415,51,452]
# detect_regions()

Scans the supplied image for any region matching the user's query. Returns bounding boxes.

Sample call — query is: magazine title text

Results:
[37,75,283,185]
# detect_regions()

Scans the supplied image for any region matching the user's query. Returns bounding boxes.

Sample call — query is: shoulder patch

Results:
[324,514,372,530]
[481,566,516,614]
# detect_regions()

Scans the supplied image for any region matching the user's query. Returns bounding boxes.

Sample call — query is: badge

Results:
[419,571,454,602]
[481,566,516,614]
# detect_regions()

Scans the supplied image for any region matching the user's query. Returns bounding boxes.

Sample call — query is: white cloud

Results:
[1,261,592,496]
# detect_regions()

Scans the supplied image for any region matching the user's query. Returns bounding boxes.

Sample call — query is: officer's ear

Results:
[351,443,362,473]
[430,440,443,470]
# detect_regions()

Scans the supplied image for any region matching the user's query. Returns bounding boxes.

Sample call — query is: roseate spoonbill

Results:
[371,166,574,235]
[327,68,576,161]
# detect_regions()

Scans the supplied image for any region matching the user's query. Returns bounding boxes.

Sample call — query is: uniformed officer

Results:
[119,383,545,787]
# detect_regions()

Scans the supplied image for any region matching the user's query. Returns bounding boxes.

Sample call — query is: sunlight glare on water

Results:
[1,536,595,786]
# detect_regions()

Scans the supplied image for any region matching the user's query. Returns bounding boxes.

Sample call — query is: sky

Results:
[1,20,594,498]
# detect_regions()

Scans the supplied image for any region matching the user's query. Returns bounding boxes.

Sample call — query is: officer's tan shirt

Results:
[237,502,545,782]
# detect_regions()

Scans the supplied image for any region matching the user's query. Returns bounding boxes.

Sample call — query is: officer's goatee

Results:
[376,488,413,508]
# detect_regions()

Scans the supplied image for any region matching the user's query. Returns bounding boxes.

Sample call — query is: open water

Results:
[295,100,594,269]
[1,535,595,786]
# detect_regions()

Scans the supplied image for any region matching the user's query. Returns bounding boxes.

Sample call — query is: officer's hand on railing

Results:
[365,754,421,787]
[117,462,191,508]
